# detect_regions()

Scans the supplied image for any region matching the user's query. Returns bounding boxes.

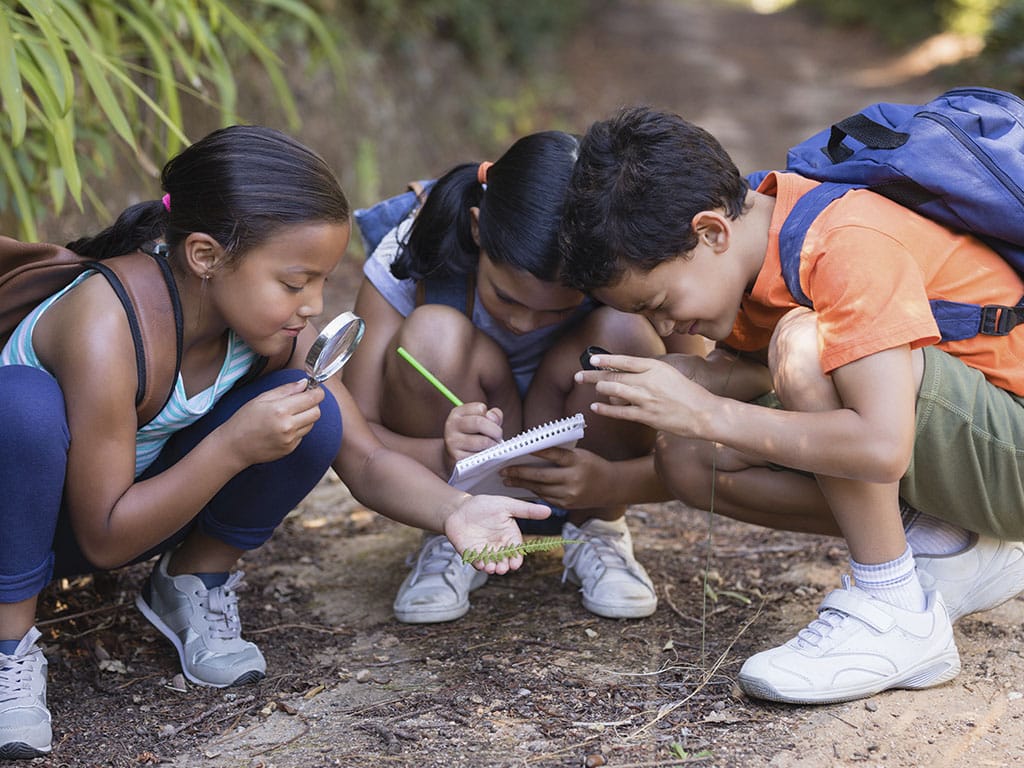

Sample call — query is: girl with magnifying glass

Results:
[0,126,549,760]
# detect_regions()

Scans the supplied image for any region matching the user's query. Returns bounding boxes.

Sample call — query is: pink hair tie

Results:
[477,161,493,186]
[161,193,171,212]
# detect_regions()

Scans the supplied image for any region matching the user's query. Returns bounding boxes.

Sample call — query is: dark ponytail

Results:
[392,130,580,283]
[391,164,482,281]
[67,125,349,262]
[65,200,167,259]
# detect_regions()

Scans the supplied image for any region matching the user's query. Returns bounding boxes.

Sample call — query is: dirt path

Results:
[32,3,1023,768]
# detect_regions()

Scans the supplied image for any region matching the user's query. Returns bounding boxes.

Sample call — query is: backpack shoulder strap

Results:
[90,248,183,426]
[777,181,860,308]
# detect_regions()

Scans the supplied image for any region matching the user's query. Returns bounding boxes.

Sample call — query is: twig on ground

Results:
[37,603,125,627]
[159,694,256,742]
[625,599,764,740]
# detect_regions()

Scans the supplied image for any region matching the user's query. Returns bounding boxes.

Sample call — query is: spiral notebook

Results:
[448,413,586,498]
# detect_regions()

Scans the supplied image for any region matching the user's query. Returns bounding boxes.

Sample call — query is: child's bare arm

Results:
[577,345,915,484]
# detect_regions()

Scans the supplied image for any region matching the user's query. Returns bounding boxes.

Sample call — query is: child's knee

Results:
[654,433,716,507]
[565,305,665,357]
[398,304,486,373]
[768,308,834,410]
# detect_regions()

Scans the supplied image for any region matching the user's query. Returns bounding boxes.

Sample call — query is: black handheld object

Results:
[580,345,610,371]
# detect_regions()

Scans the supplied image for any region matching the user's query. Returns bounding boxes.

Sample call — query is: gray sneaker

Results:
[0,627,51,759]
[562,517,657,619]
[135,551,266,688]
[393,534,488,623]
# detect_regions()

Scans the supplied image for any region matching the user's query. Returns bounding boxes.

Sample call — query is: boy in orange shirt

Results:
[559,105,1024,705]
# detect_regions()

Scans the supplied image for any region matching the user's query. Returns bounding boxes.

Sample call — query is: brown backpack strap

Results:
[0,237,91,349]
[92,250,182,426]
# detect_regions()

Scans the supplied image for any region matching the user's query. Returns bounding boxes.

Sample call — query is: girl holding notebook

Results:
[344,131,706,624]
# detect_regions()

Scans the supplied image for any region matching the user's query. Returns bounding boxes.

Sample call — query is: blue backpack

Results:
[751,87,1024,341]
[353,179,475,314]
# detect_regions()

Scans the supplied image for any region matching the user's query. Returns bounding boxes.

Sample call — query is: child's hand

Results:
[442,402,504,472]
[222,379,325,466]
[499,446,609,509]
[443,495,551,574]
[574,353,712,438]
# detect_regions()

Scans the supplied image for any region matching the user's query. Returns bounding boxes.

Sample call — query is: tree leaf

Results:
[0,8,28,145]
[50,0,136,147]
[21,0,76,113]
[0,141,39,240]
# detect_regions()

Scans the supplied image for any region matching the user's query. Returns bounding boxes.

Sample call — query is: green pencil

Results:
[396,346,464,406]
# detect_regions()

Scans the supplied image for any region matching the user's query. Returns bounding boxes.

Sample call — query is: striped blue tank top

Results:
[0,271,259,476]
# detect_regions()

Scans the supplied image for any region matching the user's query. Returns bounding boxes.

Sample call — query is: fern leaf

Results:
[461,536,580,565]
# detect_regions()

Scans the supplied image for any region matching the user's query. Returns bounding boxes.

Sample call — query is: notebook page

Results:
[448,413,586,498]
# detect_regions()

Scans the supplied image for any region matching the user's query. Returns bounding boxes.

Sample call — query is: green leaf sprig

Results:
[462,536,580,565]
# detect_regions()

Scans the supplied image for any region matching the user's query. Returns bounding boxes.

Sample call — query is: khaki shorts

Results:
[901,345,1024,539]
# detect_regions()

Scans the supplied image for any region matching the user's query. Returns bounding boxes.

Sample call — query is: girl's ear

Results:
[469,206,481,248]
[182,232,225,278]
[691,210,730,253]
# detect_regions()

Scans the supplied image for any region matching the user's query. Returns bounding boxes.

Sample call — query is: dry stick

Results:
[248,720,312,757]
[159,695,256,742]
[37,603,124,627]
[626,600,764,740]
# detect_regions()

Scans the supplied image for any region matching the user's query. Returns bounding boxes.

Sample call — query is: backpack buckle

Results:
[980,304,1024,336]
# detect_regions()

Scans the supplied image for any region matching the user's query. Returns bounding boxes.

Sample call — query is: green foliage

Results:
[794,0,1004,44]
[353,0,590,70]
[461,536,579,565]
[0,0,345,240]
[970,0,1024,90]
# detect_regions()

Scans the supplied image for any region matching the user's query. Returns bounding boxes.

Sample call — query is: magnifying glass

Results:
[304,311,366,388]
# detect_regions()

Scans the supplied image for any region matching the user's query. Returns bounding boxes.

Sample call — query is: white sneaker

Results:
[738,577,960,705]
[562,517,657,619]
[0,627,51,759]
[393,534,488,624]
[915,534,1024,623]
[135,551,266,688]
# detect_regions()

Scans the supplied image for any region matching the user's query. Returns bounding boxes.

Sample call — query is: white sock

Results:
[901,501,972,556]
[850,546,926,612]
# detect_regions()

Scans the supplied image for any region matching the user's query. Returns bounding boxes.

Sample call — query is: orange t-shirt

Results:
[725,172,1024,395]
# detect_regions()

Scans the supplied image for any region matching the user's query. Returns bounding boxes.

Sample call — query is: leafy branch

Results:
[461,537,579,565]
[0,0,347,239]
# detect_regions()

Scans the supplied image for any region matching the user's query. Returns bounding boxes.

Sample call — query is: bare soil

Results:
[23,2,1024,767]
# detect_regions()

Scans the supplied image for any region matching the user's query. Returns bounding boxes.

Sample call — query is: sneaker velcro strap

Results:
[819,589,896,633]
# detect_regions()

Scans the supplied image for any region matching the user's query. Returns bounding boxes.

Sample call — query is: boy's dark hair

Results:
[559,106,748,290]
[392,130,580,283]
[67,125,349,263]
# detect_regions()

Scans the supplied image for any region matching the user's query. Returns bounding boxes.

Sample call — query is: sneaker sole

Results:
[564,572,658,619]
[738,648,961,705]
[135,593,265,689]
[580,595,658,619]
[394,601,473,624]
[0,742,51,759]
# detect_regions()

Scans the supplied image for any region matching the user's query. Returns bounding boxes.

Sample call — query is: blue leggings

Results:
[0,365,342,603]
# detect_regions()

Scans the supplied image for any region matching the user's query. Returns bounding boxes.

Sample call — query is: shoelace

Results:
[0,651,38,703]
[795,609,847,648]
[201,571,245,641]
[406,536,461,582]
[562,528,629,584]
[795,575,854,648]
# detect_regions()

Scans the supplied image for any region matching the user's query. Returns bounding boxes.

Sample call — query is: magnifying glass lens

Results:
[304,311,366,387]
